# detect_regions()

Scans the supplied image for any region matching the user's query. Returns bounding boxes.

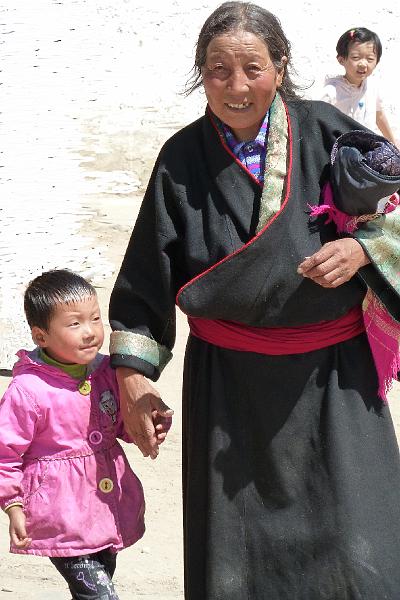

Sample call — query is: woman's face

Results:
[202,30,286,141]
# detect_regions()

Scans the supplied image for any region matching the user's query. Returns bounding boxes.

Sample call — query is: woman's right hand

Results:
[7,506,32,548]
[116,367,174,459]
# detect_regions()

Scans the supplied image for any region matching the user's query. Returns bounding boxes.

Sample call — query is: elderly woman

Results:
[109,2,400,598]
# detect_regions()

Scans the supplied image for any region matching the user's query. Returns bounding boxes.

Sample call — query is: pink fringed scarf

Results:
[362,289,400,400]
[309,183,400,401]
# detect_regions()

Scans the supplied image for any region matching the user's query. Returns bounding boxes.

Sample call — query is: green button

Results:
[78,380,91,395]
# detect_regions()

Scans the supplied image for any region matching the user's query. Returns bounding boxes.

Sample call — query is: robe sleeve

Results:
[354,209,400,321]
[0,383,40,510]
[109,148,186,381]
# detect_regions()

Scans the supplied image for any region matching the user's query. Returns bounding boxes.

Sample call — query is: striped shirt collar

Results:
[220,110,269,153]
[212,110,270,184]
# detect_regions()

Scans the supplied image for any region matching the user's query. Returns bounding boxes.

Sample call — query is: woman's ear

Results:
[31,326,48,348]
[276,56,287,88]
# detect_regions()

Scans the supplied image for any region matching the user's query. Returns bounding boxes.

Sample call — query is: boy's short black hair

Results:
[24,269,96,331]
[336,27,382,63]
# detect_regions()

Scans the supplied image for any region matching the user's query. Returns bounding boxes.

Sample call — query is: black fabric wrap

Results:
[330,130,400,215]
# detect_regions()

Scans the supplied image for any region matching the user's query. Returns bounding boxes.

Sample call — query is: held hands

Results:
[116,367,174,460]
[297,238,370,288]
[7,505,32,549]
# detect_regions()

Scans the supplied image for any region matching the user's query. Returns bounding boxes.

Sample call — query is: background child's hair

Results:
[336,27,382,63]
[24,269,96,331]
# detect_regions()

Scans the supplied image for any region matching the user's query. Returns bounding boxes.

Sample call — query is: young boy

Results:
[0,269,172,600]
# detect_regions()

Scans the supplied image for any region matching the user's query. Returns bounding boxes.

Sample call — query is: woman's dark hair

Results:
[24,269,96,331]
[336,27,382,63]
[185,1,299,100]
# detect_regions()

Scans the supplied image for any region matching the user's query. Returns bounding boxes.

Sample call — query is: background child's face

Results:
[338,41,378,86]
[32,295,104,364]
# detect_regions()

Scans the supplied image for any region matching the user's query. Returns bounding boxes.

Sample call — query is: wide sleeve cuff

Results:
[2,498,24,512]
[109,331,172,381]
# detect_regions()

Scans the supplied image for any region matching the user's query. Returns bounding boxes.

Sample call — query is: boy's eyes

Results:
[350,55,376,62]
[67,316,100,326]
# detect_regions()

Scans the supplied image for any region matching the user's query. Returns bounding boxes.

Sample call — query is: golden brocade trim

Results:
[355,210,400,296]
[366,311,400,339]
[256,92,288,232]
[363,289,400,339]
[109,330,172,372]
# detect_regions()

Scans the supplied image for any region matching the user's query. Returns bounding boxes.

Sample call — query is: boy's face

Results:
[32,295,104,365]
[338,41,378,86]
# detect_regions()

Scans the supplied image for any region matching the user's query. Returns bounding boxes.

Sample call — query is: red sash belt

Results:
[188,305,365,355]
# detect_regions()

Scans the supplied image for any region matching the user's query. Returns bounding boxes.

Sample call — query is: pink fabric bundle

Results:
[309,182,399,234]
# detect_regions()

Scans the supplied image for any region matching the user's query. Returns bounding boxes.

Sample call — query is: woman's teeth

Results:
[227,102,250,109]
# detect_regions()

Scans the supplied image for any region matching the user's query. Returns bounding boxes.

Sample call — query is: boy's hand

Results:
[152,410,173,445]
[7,505,32,548]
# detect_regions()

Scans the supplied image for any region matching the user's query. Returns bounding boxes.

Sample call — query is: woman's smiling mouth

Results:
[225,102,251,110]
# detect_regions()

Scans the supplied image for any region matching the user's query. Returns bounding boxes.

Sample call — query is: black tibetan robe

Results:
[109,95,400,600]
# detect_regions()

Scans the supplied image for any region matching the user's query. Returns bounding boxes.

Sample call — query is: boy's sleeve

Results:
[105,364,135,444]
[0,383,40,510]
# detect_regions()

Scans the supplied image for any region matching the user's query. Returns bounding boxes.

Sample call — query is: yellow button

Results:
[99,478,114,493]
[78,380,91,395]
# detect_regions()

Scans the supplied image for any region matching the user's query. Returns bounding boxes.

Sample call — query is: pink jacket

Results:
[0,349,145,557]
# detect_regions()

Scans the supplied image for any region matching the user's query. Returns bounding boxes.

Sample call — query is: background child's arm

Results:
[5,505,31,548]
[376,110,398,147]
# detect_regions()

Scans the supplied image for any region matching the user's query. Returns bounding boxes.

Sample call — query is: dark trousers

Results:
[50,549,119,600]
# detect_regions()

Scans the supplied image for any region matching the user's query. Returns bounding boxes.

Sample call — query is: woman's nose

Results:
[227,68,249,92]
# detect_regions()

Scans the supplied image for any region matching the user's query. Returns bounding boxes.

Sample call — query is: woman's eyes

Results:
[210,64,228,73]
[209,64,263,75]
[247,65,263,73]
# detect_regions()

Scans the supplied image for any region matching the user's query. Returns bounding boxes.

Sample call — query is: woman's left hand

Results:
[297,238,370,288]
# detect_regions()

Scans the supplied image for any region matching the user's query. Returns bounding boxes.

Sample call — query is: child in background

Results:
[0,269,172,600]
[320,27,397,145]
